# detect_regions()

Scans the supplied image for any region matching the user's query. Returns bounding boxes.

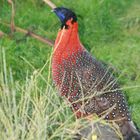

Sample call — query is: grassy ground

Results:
[0,0,140,139]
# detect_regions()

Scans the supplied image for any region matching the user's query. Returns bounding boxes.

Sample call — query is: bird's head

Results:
[53,7,77,29]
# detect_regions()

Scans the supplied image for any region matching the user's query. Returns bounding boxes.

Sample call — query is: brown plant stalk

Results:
[43,0,57,9]
[1,0,55,46]
[8,0,15,34]
[0,21,54,47]
[0,31,5,38]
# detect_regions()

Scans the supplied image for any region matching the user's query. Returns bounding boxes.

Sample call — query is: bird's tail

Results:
[120,120,140,140]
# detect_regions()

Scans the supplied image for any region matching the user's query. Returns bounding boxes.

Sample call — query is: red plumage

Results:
[52,21,82,83]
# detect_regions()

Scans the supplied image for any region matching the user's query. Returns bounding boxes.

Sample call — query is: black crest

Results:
[54,7,77,28]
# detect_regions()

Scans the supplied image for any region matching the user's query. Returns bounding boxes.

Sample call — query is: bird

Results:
[51,7,140,140]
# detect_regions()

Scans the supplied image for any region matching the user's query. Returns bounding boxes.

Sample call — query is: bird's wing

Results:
[73,50,130,120]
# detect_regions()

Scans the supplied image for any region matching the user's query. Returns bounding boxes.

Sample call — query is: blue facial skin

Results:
[54,11,65,23]
[53,8,66,23]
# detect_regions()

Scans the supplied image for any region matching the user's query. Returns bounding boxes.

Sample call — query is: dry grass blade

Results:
[0,49,74,140]
[43,0,56,9]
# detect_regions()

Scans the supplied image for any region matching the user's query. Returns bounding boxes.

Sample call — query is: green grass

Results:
[0,0,140,139]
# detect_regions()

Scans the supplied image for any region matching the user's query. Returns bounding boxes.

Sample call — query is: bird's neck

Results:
[53,21,84,63]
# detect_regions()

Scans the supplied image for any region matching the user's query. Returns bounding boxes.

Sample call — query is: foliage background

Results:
[0,0,140,139]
